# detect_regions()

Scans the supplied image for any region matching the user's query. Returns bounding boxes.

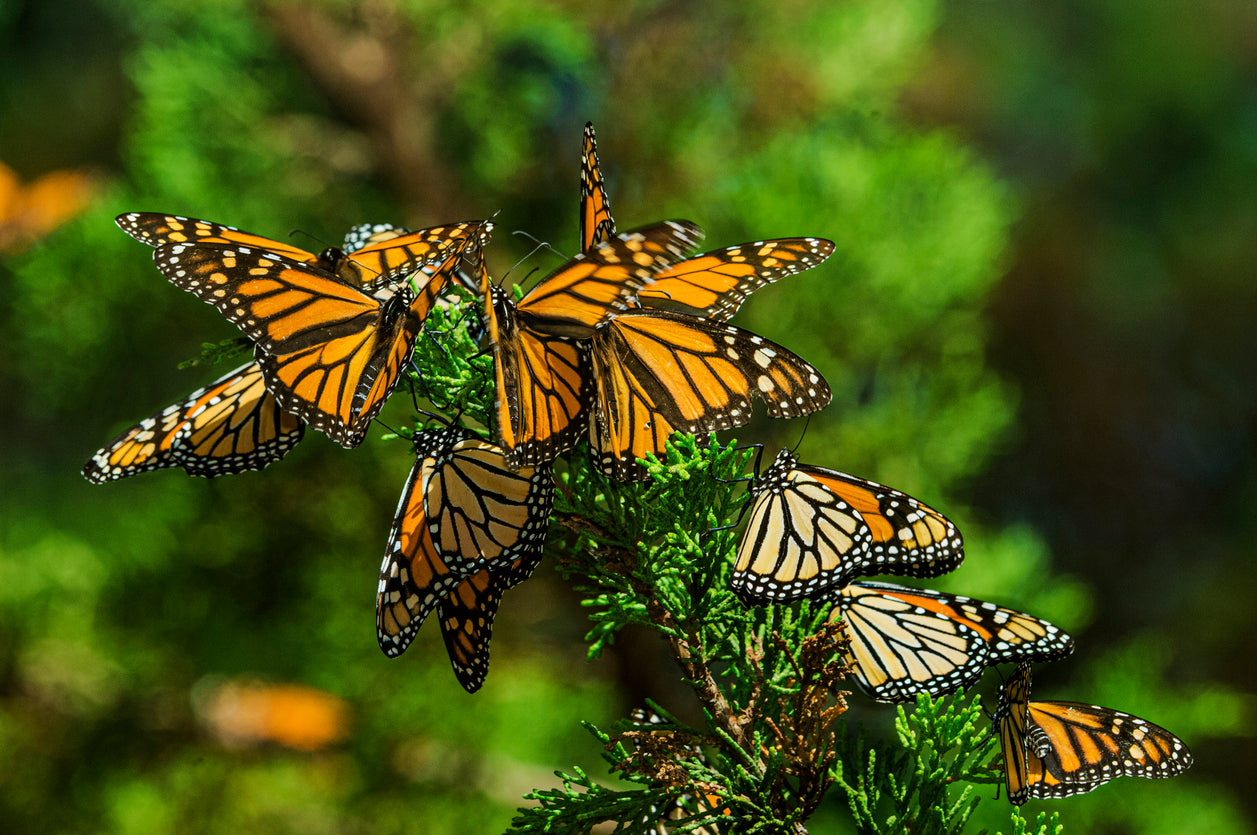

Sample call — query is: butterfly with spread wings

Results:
[84,221,450,481]
[831,581,1074,703]
[143,218,489,447]
[994,662,1192,805]
[482,220,703,469]
[574,125,834,481]
[82,361,305,482]
[376,426,553,691]
[579,125,835,320]
[730,448,964,604]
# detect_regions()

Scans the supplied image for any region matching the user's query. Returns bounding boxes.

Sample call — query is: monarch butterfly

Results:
[117,212,486,291]
[580,122,617,251]
[994,662,1192,805]
[376,427,553,691]
[587,313,832,481]
[82,361,304,482]
[86,221,446,480]
[730,448,964,604]
[832,581,1074,703]
[482,220,702,468]
[572,126,834,480]
[146,221,488,447]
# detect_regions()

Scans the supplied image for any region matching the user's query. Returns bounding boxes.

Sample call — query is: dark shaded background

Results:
[0,1,1251,832]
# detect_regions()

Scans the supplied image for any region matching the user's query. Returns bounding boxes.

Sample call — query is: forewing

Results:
[579,122,616,251]
[517,220,703,336]
[116,212,317,262]
[637,237,834,322]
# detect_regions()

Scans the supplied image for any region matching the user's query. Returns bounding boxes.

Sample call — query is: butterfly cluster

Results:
[84,123,1190,803]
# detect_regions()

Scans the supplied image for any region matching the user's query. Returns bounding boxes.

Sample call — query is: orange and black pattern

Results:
[82,362,304,482]
[437,554,539,693]
[636,237,834,322]
[150,230,480,446]
[117,212,486,290]
[376,427,552,687]
[832,581,1073,703]
[588,312,831,481]
[731,449,963,604]
[994,662,1192,805]
[483,221,701,468]
[579,122,617,252]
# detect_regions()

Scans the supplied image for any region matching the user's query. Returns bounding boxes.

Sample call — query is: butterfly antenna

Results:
[415,408,452,428]
[287,228,331,249]
[789,415,813,455]
[512,229,569,264]
[374,417,405,439]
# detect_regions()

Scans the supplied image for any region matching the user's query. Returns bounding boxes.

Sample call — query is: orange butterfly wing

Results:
[485,283,591,469]
[437,554,540,693]
[589,312,831,481]
[152,241,467,446]
[637,238,834,322]
[82,361,304,482]
[515,220,702,337]
[579,122,616,251]
[118,212,485,289]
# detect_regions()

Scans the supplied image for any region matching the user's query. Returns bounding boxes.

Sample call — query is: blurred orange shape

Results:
[0,160,97,253]
[200,680,351,751]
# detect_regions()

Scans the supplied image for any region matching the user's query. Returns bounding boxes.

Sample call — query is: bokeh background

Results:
[1,1,1253,832]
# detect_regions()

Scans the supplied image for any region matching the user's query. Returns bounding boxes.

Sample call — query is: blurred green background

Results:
[0,0,1252,832]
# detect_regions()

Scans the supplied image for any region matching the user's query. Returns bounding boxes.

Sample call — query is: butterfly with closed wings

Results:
[729,448,964,604]
[832,581,1073,703]
[376,425,553,692]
